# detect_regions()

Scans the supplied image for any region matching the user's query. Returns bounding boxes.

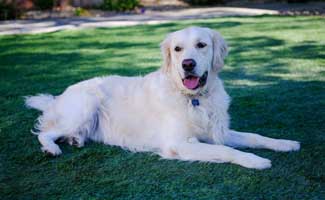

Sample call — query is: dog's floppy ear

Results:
[207,29,228,72]
[160,34,172,73]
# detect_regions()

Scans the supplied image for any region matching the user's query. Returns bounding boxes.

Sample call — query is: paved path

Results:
[0,7,279,35]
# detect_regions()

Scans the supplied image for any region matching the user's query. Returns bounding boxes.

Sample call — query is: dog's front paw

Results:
[273,140,300,152]
[234,153,272,170]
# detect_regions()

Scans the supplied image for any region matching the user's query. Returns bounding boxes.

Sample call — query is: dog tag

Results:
[191,99,200,107]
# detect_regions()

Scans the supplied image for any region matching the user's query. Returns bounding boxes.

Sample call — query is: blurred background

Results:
[1,0,324,21]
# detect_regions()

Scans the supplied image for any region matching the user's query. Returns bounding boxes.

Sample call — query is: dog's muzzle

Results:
[182,71,208,90]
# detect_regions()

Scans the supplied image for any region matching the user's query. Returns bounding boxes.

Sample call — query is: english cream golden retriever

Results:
[25,27,300,169]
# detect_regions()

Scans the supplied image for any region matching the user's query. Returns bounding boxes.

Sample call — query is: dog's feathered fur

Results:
[25,27,300,169]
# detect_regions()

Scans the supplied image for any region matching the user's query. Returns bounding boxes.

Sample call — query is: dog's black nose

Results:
[182,59,196,72]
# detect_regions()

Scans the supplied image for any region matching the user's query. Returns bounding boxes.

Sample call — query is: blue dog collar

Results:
[191,99,200,107]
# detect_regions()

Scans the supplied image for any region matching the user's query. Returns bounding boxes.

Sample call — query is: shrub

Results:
[34,0,54,10]
[287,0,308,2]
[0,2,20,20]
[182,0,224,5]
[75,7,90,17]
[101,0,139,11]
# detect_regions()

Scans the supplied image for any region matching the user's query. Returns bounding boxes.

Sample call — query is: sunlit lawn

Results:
[0,16,324,199]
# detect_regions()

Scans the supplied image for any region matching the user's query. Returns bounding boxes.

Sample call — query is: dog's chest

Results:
[185,97,215,134]
[182,94,229,142]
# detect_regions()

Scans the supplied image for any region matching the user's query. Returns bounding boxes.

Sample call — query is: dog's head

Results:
[161,27,228,95]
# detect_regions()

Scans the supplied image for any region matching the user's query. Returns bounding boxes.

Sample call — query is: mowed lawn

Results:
[1,16,324,199]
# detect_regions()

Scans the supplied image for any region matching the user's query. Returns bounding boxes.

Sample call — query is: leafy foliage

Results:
[0,1,20,20]
[34,0,54,10]
[101,0,139,11]
[74,7,90,17]
[182,0,224,5]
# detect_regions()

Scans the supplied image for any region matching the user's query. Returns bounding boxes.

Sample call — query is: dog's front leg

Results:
[224,130,300,152]
[171,138,271,170]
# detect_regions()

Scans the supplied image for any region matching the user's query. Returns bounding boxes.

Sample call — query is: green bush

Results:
[75,7,90,17]
[34,0,54,10]
[287,0,308,2]
[183,0,224,5]
[0,2,20,20]
[101,0,139,11]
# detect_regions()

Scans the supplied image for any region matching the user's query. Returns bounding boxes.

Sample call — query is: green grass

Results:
[1,16,324,199]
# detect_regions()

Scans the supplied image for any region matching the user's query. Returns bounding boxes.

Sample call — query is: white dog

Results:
[25,27,300,169]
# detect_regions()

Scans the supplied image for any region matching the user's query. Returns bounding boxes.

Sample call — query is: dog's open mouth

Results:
[182,71,208,90]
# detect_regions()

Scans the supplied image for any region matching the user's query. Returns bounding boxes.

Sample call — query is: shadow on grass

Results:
[1,28,323,96]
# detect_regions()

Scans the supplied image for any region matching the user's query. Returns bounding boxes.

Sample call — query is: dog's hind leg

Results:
[67,135,85,148]
[38,131,65,156]
[27,79,104,155]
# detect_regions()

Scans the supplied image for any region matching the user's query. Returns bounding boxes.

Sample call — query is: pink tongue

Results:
[183,77,200,89]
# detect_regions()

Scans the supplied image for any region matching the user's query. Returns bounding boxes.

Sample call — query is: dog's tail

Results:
[25,94,55,112]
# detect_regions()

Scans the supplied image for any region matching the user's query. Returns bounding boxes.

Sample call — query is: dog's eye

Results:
[197,42,207,49]
[174,46,182,52]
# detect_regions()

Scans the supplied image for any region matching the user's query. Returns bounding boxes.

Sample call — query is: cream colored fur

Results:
[25,27,300,169]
